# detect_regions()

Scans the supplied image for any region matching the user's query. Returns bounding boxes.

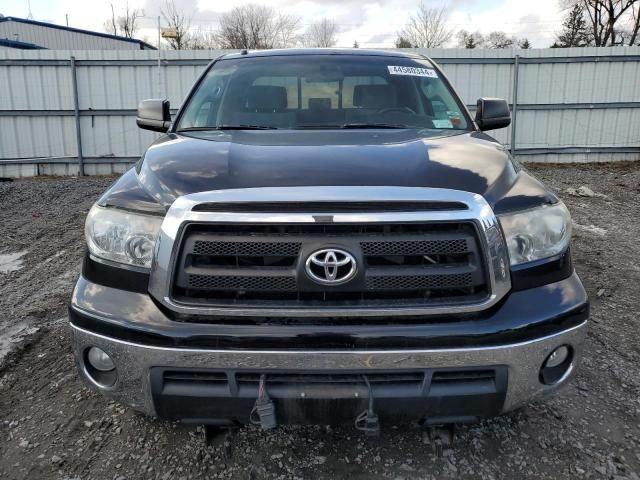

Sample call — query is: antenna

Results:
[27,0,34,19]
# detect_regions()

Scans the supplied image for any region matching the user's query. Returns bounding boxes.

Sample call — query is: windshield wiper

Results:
[340,123,409,129]
[178,125,278,132]
[294,123,409,130]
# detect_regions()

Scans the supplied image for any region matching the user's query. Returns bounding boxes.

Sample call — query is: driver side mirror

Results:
[136,99,171,132]
[475,98,511,131]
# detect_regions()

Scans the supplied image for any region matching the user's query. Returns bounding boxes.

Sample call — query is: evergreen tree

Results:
[518,38,531,49]
[353,40,359,48]
[554,4,590,47]
[395,36,413,48]
[456,30,484,49]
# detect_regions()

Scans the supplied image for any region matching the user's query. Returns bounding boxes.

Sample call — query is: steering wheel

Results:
[377,106,417,115]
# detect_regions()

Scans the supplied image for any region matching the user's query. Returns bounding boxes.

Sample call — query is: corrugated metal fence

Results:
[1,47,639,177]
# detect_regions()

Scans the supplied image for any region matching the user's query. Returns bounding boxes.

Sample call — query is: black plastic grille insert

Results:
[172,221,488,311]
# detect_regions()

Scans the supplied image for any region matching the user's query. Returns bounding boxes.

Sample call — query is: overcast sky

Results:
[1,0,566,48]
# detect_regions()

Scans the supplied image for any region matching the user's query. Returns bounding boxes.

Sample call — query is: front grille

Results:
[172,221,488,312]
[235,372,426,387]
[192,240,302,257]
[160,369,498,391]
[188,274,298,291]
[158,368,502,397]
[365,273,474,291]
[361,239,468,256]
[152,367,507,424]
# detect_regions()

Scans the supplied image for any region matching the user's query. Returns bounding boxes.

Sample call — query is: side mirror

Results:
[475,98,511,131]
[136,99,171,132]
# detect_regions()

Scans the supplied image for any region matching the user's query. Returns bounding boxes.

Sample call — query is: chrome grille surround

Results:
[148,186,511,317]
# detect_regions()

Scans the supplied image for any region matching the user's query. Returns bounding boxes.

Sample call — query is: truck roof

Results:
[221,48,427,60]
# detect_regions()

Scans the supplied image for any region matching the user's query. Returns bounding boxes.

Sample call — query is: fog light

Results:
[87,347,115,372]
[540,345,573,385]
[544,345,569,368]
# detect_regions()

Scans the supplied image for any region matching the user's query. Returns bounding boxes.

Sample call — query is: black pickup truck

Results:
[69,49,588,432]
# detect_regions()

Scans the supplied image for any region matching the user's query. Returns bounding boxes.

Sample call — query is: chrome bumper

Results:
[70,320,587,418]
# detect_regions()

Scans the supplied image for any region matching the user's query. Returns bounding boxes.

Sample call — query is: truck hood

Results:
[139,129,518,204]
[103,129,556,214]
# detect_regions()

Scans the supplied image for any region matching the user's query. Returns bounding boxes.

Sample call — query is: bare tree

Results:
[104,4,117,36]
[456,30,484,48]
[398,2,454,48]
[161,0,193,50]
[304,18,338,47]
[627,1,640,44]
[215,4,300,49]
[274,11,302,48]
[486,31,515,48]
[568,0,640,46]
[190,29,219,49]
[103,2,143,39]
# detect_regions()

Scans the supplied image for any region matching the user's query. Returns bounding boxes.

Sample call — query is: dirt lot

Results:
[0,163,639,480]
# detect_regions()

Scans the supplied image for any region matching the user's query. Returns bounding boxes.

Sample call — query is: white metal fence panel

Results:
[1,47,639,177]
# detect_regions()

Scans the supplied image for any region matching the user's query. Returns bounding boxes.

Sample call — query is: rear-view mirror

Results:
[136,99,171,132]
[475,98,511,131]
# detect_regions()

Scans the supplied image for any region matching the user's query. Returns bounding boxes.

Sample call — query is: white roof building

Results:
[0,16,155,50]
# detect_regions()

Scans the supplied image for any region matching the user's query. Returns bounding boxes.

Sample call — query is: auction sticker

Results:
[432,119,453,128]
[388,65,438,78]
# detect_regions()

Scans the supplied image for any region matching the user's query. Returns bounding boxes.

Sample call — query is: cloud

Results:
[9,0,564,48]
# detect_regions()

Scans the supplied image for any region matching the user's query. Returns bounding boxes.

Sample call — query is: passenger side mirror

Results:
[136,99,171,132]
[475,98,511,131]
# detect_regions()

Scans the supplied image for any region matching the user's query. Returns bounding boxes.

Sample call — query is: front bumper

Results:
[69,271,589,425]
[71,320,587,424]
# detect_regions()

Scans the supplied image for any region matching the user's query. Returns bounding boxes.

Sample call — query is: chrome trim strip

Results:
[89,253,151,274]
[148,186,511,317]
[70,320,585,355]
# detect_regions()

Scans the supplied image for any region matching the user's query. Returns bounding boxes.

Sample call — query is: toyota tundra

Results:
[69,49,589,432]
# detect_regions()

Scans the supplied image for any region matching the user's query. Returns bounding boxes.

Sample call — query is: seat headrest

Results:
[308,98,332,110]
[246,86,288,112]
[353,85,397,109]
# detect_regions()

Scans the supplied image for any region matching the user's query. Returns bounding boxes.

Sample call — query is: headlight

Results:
[85,205,163,269]
[498,202,571,266]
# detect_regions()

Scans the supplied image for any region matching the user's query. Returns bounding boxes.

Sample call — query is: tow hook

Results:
[250,374,277,430]
[354,375,381,436]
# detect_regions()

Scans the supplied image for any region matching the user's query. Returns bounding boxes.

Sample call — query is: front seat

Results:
[352,85,397,109]
[245,86,288,112]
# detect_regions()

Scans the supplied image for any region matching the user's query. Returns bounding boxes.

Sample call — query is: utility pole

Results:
[157,15,162,98]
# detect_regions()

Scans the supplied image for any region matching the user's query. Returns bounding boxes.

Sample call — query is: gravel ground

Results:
[0,163,639,480]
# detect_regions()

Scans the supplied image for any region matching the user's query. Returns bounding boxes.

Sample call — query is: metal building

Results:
[0,16,155,50]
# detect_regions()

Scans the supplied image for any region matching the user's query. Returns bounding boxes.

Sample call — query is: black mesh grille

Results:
[361,239,468,256]
[188,274,297,291]
[366,273,474,291]
[193,240,301,257]
[172,221,488,312]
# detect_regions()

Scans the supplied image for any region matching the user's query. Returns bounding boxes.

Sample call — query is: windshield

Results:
[177,54,470,131]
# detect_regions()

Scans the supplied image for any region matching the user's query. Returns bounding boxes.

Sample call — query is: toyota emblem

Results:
[305,248,357,285]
